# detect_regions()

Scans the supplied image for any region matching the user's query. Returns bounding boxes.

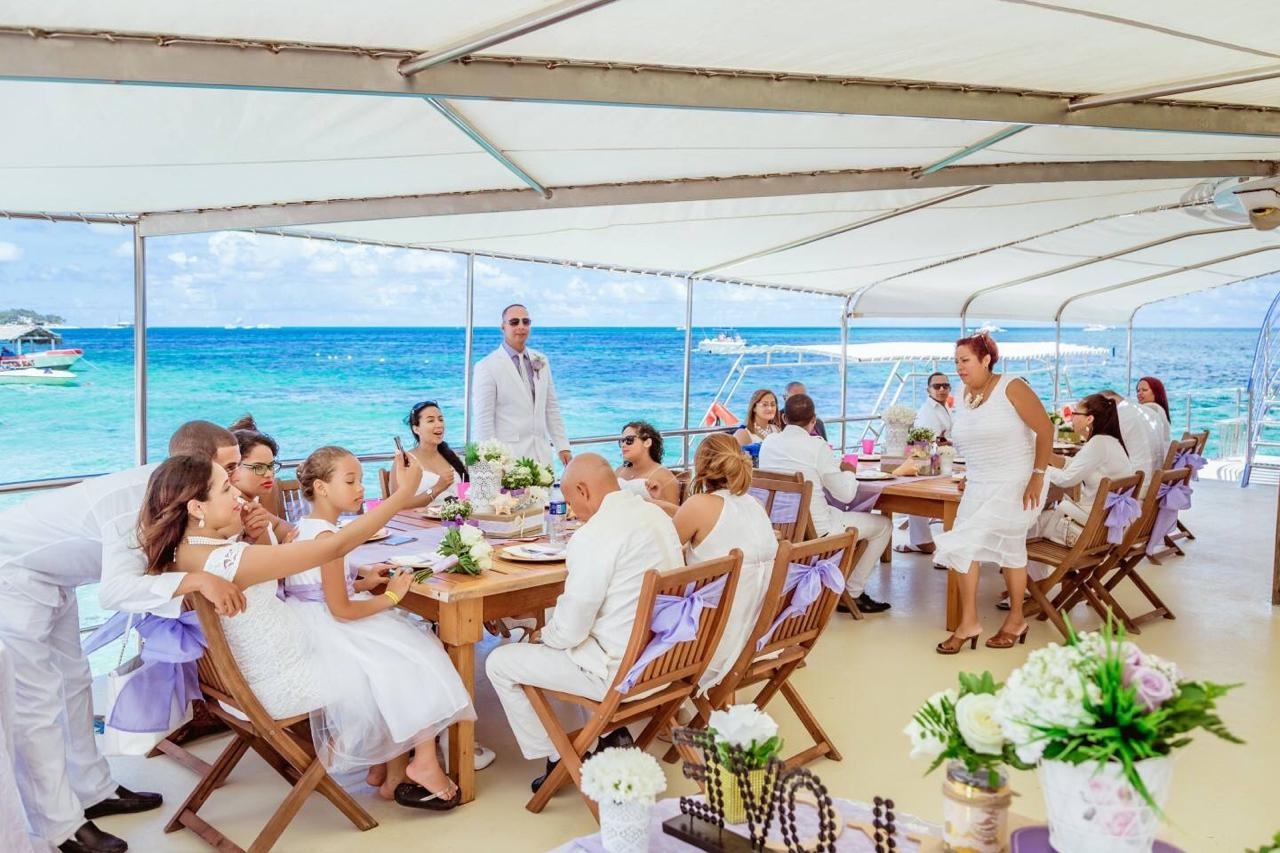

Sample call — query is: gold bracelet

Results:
[383,590,402,606]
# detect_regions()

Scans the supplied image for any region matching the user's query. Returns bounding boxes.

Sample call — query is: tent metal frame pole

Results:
[132,226,148,465]
[1053,319,1062,407]
[1126,318,1134,394]
[463,253,475,444]
[681,277,695,468]
[423,97,551,197]
[1069,64,1280,112]
[915,124,1031,176]
[839,295,851,453]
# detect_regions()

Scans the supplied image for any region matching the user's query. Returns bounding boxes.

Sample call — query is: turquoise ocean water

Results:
[0,324,1256,668]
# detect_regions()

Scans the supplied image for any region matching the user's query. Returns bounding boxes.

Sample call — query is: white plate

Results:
[420,505,443,519]
[855,471,894,481]
[365,527,391,542]
[387,553,438,569]
[952,457,965,465]
[502,545,567,562]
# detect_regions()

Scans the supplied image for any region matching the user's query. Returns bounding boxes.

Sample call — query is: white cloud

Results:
[0,241,23,262]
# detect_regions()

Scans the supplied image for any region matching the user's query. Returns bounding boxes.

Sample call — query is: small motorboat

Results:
[0,359,78,385]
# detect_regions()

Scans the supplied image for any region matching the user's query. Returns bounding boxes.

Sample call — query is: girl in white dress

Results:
[134,451,423,737]
[1029,394,1137,545]
[933,332,1053,654]
[673,433,778,690]
[733,388,783,447]
[391,400,468,510]
[285,446,475,805]
[615,420,679,503]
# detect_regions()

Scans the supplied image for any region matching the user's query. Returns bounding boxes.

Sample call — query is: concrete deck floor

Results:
[91,479,1279,852]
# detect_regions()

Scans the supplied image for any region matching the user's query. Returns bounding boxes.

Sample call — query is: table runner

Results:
[826,473,951,513]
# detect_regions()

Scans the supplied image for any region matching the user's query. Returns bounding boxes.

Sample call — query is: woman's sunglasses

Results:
[239,461,283,476]
[411,400,439,418]
[618,435,639,446]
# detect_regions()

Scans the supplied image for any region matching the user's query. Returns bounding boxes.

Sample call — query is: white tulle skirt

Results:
[287,598,476,774]
[934,477,1048,573]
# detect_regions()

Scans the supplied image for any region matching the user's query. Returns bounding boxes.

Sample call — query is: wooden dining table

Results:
[349,512,567,804]
[871,475,966,631]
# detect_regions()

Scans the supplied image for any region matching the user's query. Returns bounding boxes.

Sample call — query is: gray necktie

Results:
[519,353,535,400]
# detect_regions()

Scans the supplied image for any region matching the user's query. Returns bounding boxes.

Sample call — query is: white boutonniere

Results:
[529,352,547,376]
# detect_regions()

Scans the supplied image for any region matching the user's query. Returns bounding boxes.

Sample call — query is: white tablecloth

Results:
[0,641,38,853]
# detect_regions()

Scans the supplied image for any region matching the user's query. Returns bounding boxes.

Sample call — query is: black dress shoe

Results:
[393,782,461,811]
[855,593,891,613]
[58,821,127,853]
[530,758,559,794]
[83,785,163,819]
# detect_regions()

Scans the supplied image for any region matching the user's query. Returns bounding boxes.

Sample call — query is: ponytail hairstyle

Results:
[1079,393,1126,453]
[1138,376,1170,421]
[406,400,467,481]
[137,455,216,574]
[692,433,754,496]
[955,330,1000,370]
[228,413,280,458]
[623,420,664,464]
[296,445,356,501]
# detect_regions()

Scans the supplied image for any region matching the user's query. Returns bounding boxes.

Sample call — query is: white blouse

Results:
[1049,434,1137,509]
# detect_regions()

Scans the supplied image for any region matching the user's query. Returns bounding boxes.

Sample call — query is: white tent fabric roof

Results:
[1,0,1279,323]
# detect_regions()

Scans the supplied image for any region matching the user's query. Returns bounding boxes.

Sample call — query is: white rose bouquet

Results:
[430,522,494,576]
[994,620,1240,810]
[905,671,1030,789]
[882,404,918,427]
[708,704,782,770]
[579,747,666,805]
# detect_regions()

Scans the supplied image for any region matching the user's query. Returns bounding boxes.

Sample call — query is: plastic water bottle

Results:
[546,482,568,545]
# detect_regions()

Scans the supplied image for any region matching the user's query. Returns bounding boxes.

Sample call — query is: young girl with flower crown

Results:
[283,446,476,810]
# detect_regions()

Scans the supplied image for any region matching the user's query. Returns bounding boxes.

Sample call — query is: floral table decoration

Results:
[414,521,493,580]
[580,747,667,853]
[708,704,782,824]
[881,404,918,456]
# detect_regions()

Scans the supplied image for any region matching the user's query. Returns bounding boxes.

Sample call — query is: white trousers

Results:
[907,515,935,547]
[485,643,609,761]
[829,510,893,598]
[0,570,115,845]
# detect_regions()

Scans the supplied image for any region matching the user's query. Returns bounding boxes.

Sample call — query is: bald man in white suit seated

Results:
[472,304,572,468]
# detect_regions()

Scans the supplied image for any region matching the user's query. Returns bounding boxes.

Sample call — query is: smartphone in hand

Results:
[392,435,409,466]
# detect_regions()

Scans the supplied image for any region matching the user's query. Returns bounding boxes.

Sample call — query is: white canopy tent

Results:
[1,0,1279,464]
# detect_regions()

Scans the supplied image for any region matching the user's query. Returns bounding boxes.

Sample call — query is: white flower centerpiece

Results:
[708,704,782,824]
[994,621,1241,853]
[463,439,513,512]
[881,404,918,456]
[501,456,555,511]
[905,672,1026,853]
[580,747,666,853]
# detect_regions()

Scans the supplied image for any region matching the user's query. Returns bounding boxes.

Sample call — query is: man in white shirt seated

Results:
[0,421,247,853]
[758,394,894,613]
[899,372,953,559]
[485,453,684,792]
[1101,390,1162,491]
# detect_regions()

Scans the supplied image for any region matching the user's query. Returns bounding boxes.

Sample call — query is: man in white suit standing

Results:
[472,304,572,467]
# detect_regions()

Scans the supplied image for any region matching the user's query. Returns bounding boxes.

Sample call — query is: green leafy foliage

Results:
[906,426,935,444]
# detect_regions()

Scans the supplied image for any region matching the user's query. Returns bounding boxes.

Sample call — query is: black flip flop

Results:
[394,782,461,811]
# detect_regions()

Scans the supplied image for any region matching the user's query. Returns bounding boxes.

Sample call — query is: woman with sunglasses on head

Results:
[733,388,783,447]
[390,401,468,510]
[228,415,292,544]
[1135,376,1172,454]
[614,420,679,504]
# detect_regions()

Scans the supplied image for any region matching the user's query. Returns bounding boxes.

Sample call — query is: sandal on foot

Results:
[394,781,461,811]
[985,626,1029,649]
[935,632,980,655]
[893,544,935,555]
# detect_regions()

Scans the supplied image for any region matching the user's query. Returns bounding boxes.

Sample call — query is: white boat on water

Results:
[1083,323,1113,332]
[0,360,78,385]
[0,323,86,370]
[697,329,747,353]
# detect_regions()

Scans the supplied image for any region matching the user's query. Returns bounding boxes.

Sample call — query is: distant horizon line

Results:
[59,323,1261,331]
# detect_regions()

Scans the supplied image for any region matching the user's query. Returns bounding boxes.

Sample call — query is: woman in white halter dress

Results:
[933,333,1053,654]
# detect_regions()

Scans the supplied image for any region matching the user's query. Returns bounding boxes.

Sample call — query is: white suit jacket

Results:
[472,345,570,465]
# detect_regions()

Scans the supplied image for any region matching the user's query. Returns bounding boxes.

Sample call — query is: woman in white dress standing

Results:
[135,452,422,733]
[933,332,1054,654]
[1135,376,1172,456]
[615,420,680,503]
[391,400,468,509]
[667,433,778,690]
[285,446,476,809]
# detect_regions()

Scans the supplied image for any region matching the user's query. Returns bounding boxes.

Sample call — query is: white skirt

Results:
[934,477,1047,572]
[287,598,476,774]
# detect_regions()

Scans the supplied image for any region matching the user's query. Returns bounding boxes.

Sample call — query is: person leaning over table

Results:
[897,371,954,560]
[758,393,893,614]
[472,303,572,468]
[932,331,1054,655]
[484,454,683,793]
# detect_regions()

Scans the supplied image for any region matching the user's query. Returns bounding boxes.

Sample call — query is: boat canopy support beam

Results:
[132,227,148,465]
[423,97,551,198]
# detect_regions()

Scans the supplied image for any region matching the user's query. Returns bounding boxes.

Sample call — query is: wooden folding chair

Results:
[523,552,742,820]
[1023,473,1145,639]
[378,467,391,500]
[167,596,376,852]
[1086,467,1192,631]
[673,532,864,769]
[749,469,815,545]
[1151,438,1199,560]
[1173,430,1208,542]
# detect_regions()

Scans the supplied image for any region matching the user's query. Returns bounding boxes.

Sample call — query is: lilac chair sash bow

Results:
[1147,481,1193,555]
[755,554,844,651]
[616,574,729,694]
[748,487,801,524]
[1174,450,1207,481]
[83,611,206,733]
[1103,488,1142,545]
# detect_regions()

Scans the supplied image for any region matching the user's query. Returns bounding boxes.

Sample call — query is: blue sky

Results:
[0,219,1274,329]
